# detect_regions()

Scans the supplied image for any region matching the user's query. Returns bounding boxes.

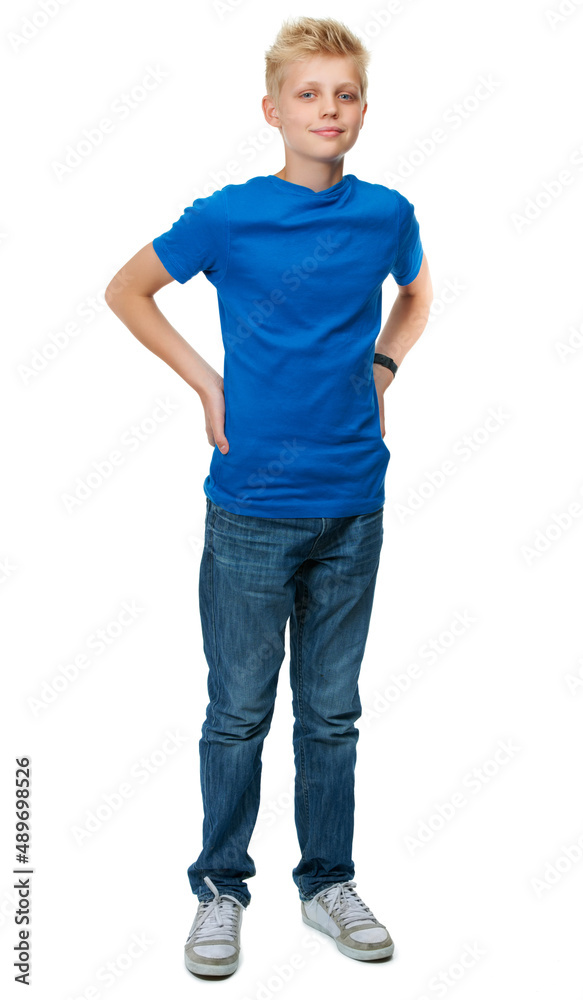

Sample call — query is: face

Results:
[263,54,367,165]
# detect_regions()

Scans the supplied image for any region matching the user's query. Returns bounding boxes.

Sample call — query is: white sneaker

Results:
[184,876,245,976]
[301,880,394,961]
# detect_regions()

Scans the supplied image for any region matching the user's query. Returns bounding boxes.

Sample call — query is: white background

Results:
[2,0,583,997]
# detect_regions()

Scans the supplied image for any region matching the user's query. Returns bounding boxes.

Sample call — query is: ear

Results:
[262,95,281,129]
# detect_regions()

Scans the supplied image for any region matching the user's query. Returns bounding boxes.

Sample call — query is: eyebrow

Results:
[296,80,360,90]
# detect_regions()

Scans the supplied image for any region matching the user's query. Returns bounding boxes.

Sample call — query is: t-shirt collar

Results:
[266,173,352,200]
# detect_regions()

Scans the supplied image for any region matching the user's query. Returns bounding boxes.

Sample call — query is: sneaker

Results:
[301,880,394,961]
[184,875,245,977]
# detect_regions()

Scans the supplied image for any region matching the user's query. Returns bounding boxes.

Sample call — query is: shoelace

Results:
[316,880,379,929]
[186,875,241,944]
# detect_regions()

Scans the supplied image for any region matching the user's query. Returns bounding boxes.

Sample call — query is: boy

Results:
[105,15,433,979]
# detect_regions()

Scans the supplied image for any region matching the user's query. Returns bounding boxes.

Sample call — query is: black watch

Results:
[373,353,398,376]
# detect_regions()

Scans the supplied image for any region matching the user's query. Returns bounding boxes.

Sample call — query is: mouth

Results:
[311,128,344,135]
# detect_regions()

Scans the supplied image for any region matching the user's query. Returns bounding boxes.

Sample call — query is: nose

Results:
[318,97,339,118]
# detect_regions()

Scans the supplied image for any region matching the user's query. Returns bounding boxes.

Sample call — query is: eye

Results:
[299,91,356,100]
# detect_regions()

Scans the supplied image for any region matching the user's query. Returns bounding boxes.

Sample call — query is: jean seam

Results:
[201,504,221,838]
[208,504,222,730]
[295,569,311,897]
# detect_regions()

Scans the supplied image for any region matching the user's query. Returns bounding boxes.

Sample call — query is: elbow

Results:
[104,279,127,314]
[104,282,116,309]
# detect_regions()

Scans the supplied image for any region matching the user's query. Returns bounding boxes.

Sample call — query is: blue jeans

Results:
[187,497,384,907]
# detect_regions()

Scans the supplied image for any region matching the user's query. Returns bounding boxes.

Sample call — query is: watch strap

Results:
[373,353,398,376]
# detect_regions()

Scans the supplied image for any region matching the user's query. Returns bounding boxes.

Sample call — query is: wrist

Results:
[373,353,398,377]
[373,367,394,392]
[194,369,223,398]
[373,353,397,391]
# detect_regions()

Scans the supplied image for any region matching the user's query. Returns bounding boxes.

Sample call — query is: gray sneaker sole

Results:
[185,950,239,977]
[301,910,394,961]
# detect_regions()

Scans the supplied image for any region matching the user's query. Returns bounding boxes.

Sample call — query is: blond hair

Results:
[265,16,371,109]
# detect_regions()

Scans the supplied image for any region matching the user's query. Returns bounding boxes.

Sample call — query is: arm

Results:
[373,252,433,436]
[104,243,230,453]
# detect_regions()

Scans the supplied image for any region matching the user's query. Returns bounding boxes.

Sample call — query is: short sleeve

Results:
[152,187,229,286]
[390,192,423,286]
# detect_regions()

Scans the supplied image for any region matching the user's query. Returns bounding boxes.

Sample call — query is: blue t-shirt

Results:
[152,173,423,517]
